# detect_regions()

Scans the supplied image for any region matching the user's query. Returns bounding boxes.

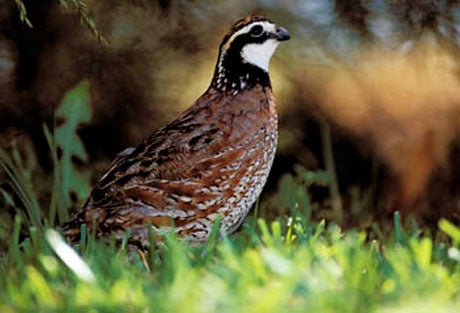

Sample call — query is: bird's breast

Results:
[199,88,278,234]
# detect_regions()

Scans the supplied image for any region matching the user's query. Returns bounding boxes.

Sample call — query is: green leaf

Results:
[54,80,92,214]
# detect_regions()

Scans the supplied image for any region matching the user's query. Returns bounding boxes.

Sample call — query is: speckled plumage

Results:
[63,15,289,246]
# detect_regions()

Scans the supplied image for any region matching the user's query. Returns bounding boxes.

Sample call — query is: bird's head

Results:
[211,15,290,93]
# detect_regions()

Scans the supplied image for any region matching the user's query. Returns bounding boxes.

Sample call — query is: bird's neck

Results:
[210,50,271,94]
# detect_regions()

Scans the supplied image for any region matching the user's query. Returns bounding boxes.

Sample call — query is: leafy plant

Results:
[58,0,108,45]
[46,80,93,224]
[14,0,107,44]
[267,165,331,222]
[14,0,32,28]
[1,80,93,231]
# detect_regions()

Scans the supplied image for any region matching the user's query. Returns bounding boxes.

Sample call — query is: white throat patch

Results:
[241,39,279,72]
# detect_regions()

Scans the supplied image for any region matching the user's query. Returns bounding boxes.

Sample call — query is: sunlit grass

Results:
[0,213,459,312]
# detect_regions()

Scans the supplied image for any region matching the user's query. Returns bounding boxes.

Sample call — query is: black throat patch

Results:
[210,34,272,94]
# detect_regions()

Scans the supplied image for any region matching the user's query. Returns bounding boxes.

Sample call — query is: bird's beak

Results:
[274,26,290,41]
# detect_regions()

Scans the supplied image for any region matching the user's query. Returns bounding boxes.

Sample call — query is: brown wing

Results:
[91,91,228,193]
[67,86,273,240]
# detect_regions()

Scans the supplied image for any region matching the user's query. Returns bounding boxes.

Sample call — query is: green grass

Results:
[0,214,459,312]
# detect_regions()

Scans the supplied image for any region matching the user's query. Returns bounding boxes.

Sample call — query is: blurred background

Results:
[1,0,460,247]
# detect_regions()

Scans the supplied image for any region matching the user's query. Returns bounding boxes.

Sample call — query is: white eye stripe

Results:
[223,21,276,50]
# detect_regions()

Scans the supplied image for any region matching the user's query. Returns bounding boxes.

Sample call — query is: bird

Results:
[63,15,290,247]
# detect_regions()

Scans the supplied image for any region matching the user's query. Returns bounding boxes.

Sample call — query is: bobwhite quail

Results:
[63,15,290,246]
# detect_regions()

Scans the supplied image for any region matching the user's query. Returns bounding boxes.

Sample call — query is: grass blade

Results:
[0,148,42,231]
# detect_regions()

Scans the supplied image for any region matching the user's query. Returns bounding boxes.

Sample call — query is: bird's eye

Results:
[249,25,264,37]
